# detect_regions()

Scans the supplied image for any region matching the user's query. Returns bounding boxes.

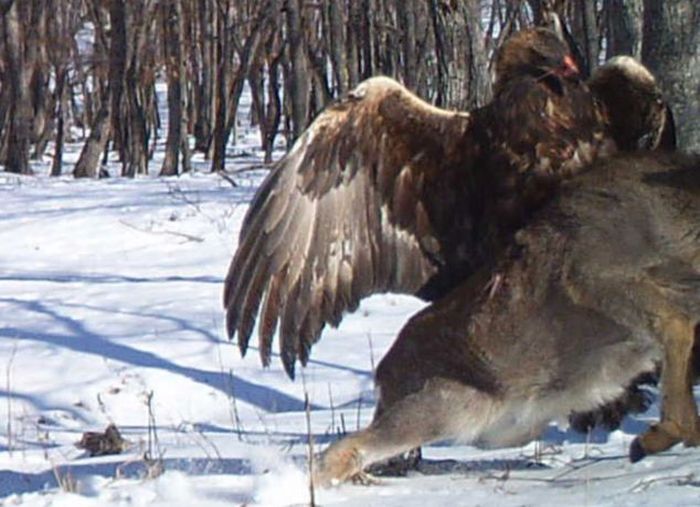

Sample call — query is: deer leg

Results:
[363,398,423,477]
[313,394,441,487]
[313,382,493,486]
[631,315,699,462]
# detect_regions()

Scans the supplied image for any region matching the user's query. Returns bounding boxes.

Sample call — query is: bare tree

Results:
[191,0,216,153]
[284,0,309,142]
[428,0,491,109]
[47,0,81,176]
[328,1,348,94]
[604,0,642,59]
[73,0,118,178]
[642,0,700,152]
[211,0,272,171]
[2,0,698,177]
[1,1,33,174]
[160,0,188,176]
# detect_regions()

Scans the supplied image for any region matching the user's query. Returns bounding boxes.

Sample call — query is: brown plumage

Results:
[223,28,666,378]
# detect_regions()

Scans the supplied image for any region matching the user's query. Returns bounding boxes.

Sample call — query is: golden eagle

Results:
[224,28,674,378]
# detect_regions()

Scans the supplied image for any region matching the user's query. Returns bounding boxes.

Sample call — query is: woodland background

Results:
[0,0,698,178]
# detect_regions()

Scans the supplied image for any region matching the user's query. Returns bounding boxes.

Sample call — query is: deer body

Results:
[315,153,700,485]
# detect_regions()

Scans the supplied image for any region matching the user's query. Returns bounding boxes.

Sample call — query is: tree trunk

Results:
[73,105,111,178]
[604,0,642,59]
[212,1,271,171]
[51,68,67,176]
[121,1,154,177]
[462,0,491,108]
[360,0,373,79]
[160,0,184,176]
[28,0,50,159]
[193,0,214,153]
[108,0,127,167]
[285,0,309,141]
[346,0,360,88]
[642,0,700,151]
[568,0,600,77]
[429,0,491,110]
[210,1,232,171]
[428,0,448,107]
[261,29,283,164]
[2,2,32,174]
[328,1,348,95]
[397,0,417,89]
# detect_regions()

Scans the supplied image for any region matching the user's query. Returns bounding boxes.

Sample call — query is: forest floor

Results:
[1,91,700,506]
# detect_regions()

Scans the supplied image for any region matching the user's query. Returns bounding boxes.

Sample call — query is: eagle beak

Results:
[561,55,579,78]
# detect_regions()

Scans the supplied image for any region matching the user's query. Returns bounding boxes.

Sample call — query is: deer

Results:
[313,152,700,486]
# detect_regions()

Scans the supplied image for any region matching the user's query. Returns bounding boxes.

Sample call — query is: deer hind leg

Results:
[313,382,495,486]
[631,315,700,462]
[360,394,423,477]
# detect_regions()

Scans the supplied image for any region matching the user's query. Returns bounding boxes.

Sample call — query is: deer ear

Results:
[656,104,677,151]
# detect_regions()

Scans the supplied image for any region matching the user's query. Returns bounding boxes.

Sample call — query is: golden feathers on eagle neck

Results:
[223,27,673,378]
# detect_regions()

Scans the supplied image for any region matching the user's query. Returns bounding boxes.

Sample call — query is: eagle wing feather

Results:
[224,76,472,377]
[223,32,673,379]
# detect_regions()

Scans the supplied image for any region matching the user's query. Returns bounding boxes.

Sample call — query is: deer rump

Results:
[314,152,700,485]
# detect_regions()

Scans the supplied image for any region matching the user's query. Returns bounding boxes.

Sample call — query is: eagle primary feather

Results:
[223,28,666,378]
[225,77,468,373]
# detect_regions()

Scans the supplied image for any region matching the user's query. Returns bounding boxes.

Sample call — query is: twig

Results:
[186,425,223,462]
[144,391,165,479]
[228,369,245,441]
[214,337,245,441]
[166,183,202,211]
[6,342,17,456]
[356,393,363,431]
[327,384,336,436]
[630,473,696,493]
[166,182,239,235]
[340,413,347,436]
[52,465,78,493]
[217,171,239,187]
[224,163,273,174]
[301,371,316,507]
[119,219,204,243]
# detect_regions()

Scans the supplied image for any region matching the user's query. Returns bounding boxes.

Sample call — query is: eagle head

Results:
[494,28,579,93]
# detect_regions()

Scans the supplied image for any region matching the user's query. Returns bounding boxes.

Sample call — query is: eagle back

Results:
[475,74,610,233]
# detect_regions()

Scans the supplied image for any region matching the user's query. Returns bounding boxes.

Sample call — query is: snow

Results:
[2,105,700,507]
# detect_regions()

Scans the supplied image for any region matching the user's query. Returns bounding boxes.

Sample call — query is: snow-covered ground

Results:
[2,102,700,507]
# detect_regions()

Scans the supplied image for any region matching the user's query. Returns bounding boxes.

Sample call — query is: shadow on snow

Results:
[0,297,317,415]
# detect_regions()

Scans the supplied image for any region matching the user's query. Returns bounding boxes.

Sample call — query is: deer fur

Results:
[314,152,700,486]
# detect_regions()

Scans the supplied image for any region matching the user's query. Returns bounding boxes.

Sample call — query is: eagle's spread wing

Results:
[225,31,676,378]
[224,77,473,376]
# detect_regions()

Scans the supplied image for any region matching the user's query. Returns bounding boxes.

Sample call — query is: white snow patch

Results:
[1,86,700,507]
